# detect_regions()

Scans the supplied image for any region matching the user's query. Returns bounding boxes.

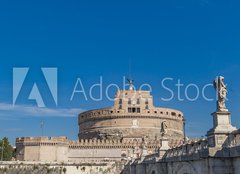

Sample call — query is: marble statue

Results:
[213,76,228,112]
[160,121,167,137]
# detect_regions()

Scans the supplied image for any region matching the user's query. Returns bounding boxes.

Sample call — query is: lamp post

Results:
[183,118,186,144]
[40,121,44,136]
[1,138,4,161]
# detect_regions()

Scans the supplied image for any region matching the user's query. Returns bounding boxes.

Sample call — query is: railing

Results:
[224,131,240,148]
[162,139,208,161]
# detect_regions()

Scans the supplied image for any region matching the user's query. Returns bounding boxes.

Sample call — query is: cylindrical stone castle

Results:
[78,85,184,147]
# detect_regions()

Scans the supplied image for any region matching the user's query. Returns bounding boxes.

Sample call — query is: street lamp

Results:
[183,118,186,144]
[1,139,4,161]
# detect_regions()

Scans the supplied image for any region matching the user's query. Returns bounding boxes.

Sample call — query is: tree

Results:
[0,137,14,161]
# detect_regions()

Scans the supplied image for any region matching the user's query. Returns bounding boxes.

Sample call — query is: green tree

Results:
[0,137,14,161]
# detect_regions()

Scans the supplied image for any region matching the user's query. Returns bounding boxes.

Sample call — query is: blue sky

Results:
[0,0,240,144]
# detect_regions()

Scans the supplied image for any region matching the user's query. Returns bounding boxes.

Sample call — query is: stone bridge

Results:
[121,108,240,174]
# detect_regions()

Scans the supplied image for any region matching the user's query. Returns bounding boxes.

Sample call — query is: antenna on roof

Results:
[129,59,132,80]
[40,121,44,136]
[127,59,134,90]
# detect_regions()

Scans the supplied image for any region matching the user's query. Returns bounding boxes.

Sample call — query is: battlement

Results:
[78,107,183,123]
[16,136,69,146]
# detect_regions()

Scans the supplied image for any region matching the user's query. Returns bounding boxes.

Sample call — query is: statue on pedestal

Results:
[213,76,228,112]
[160,121,167,137]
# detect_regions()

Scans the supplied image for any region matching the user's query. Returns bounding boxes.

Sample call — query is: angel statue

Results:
[213,76,228,112]
[160,121,168,137]
[127,78,134,90]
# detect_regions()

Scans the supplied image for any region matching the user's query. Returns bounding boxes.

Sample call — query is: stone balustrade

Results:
[162,139,208,161]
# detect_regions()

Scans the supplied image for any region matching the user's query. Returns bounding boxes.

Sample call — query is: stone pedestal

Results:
[207,111,237,148]
[159,137,170,158]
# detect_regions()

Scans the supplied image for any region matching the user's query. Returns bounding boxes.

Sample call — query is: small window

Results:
[128,108,131,113]
[132,108,136,113]
[119,99,122,104]
[119,105,122,109]
[137,99,140,104]
[137,108,140,113]
[145,105,149,109]
[128,98,131,105]
[145,98,149,105]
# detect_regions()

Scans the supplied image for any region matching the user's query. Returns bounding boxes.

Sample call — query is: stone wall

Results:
[122,157,240,174]
[0,161,124,174]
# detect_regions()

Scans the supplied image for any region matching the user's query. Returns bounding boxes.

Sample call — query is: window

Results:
[128,98,131,105]
[119,99,122,104]
[128,107,140,113]
[145,105,149,109]
[137,108,140,113]
[137,98,140,104]
[119,105,122,109]
[145,98,149,104]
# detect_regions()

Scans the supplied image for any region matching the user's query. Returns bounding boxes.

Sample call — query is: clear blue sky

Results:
[0,0,240,144]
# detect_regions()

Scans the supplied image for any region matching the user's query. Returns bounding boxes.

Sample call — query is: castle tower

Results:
[78,79,185,147]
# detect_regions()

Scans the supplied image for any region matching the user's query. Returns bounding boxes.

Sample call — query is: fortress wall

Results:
[68,148,122,162]
[24,146,40,161]
[80,117,183,130]
[16,137,69,162]
[39,145,57,162]
[38,145,68,162]
[79,115,183,146]
[0,161,122,174]
[56,146,69,162]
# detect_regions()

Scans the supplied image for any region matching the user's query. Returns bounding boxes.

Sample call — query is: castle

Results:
[14,76,240,174]
[16,80,184,163]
